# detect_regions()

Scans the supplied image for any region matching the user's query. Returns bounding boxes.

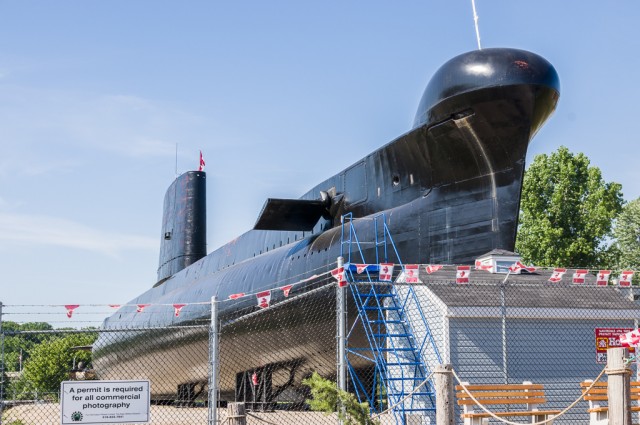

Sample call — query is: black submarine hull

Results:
[94,48,560,399]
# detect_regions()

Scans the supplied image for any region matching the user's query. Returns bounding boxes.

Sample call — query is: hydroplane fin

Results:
[253,198,329,231]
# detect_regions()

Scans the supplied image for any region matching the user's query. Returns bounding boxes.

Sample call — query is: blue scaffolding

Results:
[340,213,442,423]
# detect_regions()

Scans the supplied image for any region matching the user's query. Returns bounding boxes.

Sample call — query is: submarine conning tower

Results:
[156,171,207,286]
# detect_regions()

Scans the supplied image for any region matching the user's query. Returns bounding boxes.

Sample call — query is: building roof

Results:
[394,266,638,310]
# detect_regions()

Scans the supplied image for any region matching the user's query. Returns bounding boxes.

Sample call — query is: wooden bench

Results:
[580,380,640,425]
[456,382,560,425]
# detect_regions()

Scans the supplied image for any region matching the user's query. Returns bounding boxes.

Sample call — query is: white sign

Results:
[60,380,150,424]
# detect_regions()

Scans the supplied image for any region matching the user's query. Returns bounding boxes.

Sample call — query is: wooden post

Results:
[606,347,631,425]
[434,364,454,425]
[227,402,246,425]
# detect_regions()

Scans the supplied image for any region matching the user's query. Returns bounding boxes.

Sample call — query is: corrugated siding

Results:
[449,317,638,424]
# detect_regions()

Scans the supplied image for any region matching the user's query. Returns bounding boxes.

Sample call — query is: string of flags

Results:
[33,261,640,319]
[334,261,637,287]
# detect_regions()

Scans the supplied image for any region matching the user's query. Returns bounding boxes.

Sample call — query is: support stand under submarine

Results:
[93,47,560,411]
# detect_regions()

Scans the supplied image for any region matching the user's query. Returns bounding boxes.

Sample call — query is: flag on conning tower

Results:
[199,150,205,171]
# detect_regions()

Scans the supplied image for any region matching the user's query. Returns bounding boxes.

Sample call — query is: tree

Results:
[17,332,97,400]
[614,198,640,269]
[1,322,55,372]
[515,146,623,268]
[303,372,378,425]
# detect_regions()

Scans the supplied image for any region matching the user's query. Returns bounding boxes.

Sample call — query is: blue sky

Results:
[1,1,638,325]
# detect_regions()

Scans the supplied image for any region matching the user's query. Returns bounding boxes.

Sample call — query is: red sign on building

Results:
[595,327,635,363]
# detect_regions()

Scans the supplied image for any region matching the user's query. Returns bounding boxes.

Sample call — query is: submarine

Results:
[93,47,560,404]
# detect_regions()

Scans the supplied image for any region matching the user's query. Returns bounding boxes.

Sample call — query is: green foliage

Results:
[516,146,623,268]
[303,372,378,425]
[2,322,55,372]
[13,332,97,400]
[613,198,640,271]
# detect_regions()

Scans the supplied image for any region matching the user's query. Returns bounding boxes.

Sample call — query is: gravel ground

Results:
[2,403,343,425]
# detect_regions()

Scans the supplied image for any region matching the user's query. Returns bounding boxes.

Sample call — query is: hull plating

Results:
[94,48,560,397]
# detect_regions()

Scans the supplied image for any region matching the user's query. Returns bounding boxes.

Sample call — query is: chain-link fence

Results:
[2,265,640,425]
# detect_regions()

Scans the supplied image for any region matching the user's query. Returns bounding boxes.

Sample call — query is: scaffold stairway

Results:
[340,213,441,421]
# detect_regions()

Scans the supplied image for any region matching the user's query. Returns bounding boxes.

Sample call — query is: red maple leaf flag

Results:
[228,293,245,300]
[474,260,493,271]
[619,270,635,287]
[456,266,471,284]
[425,264,443,274]
[108,304,121,309]
[173,303,186,317]
[331,267,348,287]
[281,284,294,297]
[509,261,536,273]
[404,264,421,283]
[620,329,640,347]
[548,268,567,283]
[65,305,80,318]
[198,150,206,171]
[256,290,271,309]
[572,269,588,285]
[379,263,394,282]
[596,270,611,286]
[355,264,368,274]
[136,304,150,313]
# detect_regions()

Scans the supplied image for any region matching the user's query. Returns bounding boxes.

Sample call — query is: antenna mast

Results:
[471,0,482,50]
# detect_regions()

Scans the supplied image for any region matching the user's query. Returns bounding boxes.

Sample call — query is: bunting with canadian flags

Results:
[136,304,150,313]
[331,267,348,287]
[280,284,293,297]
[173,303,186,317]
[425,264,443,274]
[620,270,635,287]
[256,291,271,309]
[572,269,588,284]
[509,261,536,273]
[355,264,368,274]
[456,266,470,284]
[65,305,80,318]
[474,260,493,271]
[596,270,611,286]
[379,263,394,282]
[549,268,567,283]
[404,264,421,283]
[620,329,640,347]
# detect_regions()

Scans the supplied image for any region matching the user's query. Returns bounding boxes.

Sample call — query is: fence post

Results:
[208,296,219,425]
[606,347,631,425]
[434,364,454,425]
[336,256,347,424]
[227,402,246,425]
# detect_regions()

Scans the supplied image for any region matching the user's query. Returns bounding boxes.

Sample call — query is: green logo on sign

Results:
[71,411,83,422]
